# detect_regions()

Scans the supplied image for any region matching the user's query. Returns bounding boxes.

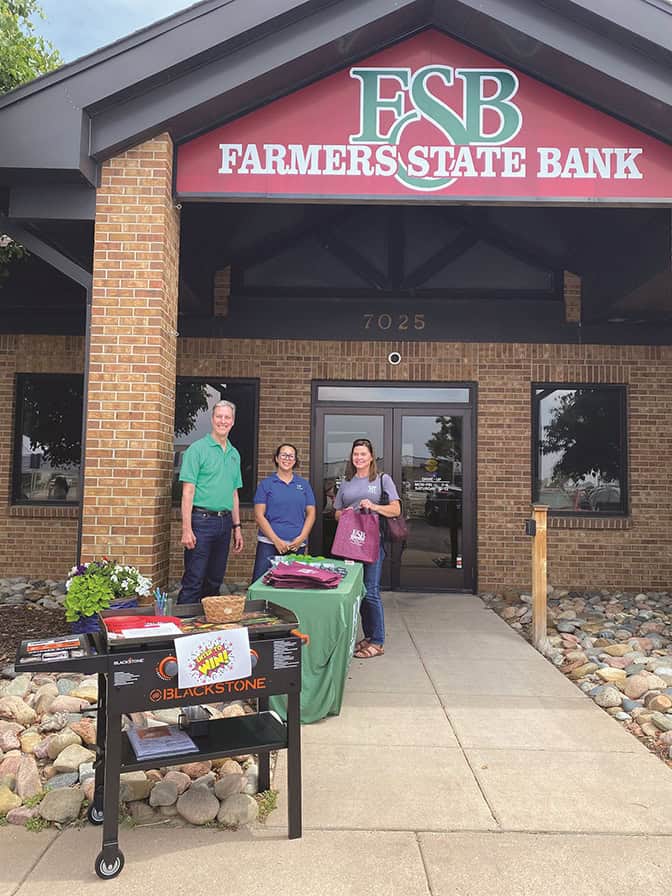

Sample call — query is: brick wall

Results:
[1,333,671,591]
[82,133,180,585]
[171,338,672,592]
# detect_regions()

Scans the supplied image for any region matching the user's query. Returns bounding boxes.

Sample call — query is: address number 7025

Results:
[362,313,426,331]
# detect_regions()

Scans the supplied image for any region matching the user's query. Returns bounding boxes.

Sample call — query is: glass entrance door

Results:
[317,409,388,566]
[396,410,472,590]
[314,401,473,591]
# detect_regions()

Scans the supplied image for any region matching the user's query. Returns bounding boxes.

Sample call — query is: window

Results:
[173,379,258,505]
[533,385,627,514]
[13,374,83,504]
[316,385,470,403]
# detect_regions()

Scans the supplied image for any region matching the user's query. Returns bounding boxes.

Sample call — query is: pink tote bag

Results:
[331,508,380,564]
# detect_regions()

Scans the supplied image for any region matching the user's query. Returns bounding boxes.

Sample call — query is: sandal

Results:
[355,638,370,652]
[354,642,384,659]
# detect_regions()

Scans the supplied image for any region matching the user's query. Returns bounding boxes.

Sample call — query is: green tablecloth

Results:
[248,564,365,724]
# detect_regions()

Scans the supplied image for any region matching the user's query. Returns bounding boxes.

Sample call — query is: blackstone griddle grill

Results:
[16,600,305,880]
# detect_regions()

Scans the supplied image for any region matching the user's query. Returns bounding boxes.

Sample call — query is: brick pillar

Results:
[82,133,180,586]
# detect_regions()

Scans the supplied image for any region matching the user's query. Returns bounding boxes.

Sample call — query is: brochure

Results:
[126,724,199,760]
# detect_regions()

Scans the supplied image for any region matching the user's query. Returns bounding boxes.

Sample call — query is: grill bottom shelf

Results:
[120,711,288,772]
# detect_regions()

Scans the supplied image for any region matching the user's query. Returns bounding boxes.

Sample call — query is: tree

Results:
[22,376,83,467]
[1,2,62,279]
[426,415,462,464]
[174,381,210,436]
[0,1,61,94]
[540,388,621,484]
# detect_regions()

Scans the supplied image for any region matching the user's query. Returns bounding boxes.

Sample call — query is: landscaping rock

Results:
[164,770,191,794]
[0,697,37,726]
[45,772,78,790]
[214,774,244,800]
[16,754,41,800]
[39,788,84,823]
[52,743,95,774]
[180,760,212,779]
[0,783,22,815]
[217,793,258,827]
[47,729,81,760]
[119,771,153,802]
[176,786,219,825]
[149,780,178,807]
[6,805,39,825]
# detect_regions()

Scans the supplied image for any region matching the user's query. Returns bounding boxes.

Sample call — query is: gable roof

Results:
[0,0,671,194]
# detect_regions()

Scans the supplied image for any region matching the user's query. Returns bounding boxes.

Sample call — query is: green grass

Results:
[255,789,278,823]
[25,816,50,833]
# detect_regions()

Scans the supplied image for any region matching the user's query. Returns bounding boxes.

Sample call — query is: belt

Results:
[192,506,231,517]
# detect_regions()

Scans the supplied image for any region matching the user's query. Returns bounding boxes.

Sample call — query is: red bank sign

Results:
[175,30,672,202]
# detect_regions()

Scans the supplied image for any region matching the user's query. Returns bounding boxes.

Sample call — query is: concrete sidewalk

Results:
[4,593,672,895]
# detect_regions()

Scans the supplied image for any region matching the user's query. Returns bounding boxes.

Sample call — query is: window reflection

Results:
[534,386,626,514]
[14,374,82,504]
[401,415,463,570]
[173,379,258,505]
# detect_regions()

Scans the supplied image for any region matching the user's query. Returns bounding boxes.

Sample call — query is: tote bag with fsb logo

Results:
[331,508,380,564]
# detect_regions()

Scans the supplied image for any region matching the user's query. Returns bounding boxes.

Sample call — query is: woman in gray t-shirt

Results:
[334,438,401,658]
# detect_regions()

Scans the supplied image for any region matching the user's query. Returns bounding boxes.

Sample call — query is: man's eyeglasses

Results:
[278,453,296,460]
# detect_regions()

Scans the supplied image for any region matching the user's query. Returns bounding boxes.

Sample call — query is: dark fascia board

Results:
[0,90,96,186]
[9,184,95,221]
[556,0,672,58]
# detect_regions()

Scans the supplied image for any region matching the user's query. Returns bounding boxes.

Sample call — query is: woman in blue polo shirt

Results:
[252,443,316,582]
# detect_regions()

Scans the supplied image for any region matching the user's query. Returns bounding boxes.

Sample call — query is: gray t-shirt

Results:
[334,473,400,511]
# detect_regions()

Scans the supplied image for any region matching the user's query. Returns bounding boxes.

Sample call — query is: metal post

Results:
[531,504,549,652]
[75,282,93,566]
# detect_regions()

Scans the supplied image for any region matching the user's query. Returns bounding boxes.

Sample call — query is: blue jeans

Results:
[251,541,305,583]
[361,545,385,645]
[178,512,232,604]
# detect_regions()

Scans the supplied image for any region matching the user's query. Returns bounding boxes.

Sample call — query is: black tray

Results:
[100,599,298,650]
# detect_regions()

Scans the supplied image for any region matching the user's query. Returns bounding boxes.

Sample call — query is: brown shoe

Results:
[354,642,384,659]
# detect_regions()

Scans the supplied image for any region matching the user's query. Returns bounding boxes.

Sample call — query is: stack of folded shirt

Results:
[263,561,341,589]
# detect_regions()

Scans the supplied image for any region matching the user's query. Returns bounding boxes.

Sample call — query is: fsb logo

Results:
[350,529,367,545]
[350,64,522,190]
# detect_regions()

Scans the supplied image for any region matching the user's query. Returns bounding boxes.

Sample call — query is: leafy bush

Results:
[65,558,152,621]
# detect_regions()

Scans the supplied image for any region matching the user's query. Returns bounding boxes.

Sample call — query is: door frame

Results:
[310,380,478,592]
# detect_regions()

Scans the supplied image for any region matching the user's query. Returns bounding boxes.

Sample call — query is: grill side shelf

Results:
[15,634,107,674]
[119,711,288,772]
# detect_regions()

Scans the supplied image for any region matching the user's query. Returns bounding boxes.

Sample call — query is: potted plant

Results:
[65,558,152,633]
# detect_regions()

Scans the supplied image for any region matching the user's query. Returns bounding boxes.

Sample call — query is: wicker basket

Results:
[201,594,246,623]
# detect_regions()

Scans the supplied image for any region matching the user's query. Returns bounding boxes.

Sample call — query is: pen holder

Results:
[154,595,172,616]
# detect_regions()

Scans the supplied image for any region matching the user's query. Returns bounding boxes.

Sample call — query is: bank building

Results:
[1,0,671,595]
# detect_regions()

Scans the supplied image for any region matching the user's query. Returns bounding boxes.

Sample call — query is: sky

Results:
[33,1,196,63]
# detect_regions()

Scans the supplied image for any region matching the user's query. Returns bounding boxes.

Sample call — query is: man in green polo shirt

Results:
[177,400,244,604]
